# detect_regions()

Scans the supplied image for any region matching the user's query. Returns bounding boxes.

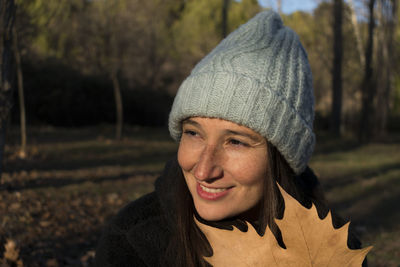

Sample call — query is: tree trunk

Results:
[12,23,26,158]
[359,0,376,143]
[277,0,283,14]
[0,0,15,179]
[374,0,397,139]
[331,0,343,136]
[222,0,229,38]
[348,0,365,66]
[111,70,123,141]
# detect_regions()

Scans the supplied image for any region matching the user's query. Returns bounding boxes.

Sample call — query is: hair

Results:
[163,140,329,267]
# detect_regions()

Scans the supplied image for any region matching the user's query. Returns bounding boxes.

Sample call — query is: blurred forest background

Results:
[0,0,399,266]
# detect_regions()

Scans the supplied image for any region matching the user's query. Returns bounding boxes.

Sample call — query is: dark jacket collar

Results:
[123,159,180,266]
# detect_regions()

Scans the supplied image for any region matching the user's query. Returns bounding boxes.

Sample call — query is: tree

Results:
[0,0,15,178]
[9,0,85,150]
[77,0,184,138]
[331,0,343,136]
[348,0,365,67]
[374,0,398,139]
[80,0,129,140]
[15,0,85,59]
[284,2,363,134]
[173,0,260,79]
[277,0,283,14]
[359,0,376,143]
[222,0,230,38]
[12,17,26,158]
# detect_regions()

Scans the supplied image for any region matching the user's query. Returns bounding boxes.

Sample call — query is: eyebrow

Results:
[182,119,200,127]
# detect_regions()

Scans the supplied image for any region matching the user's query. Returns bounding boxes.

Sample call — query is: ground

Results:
[1,126,399,266]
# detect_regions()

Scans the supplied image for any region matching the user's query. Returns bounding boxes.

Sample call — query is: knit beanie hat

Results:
[168,10,315,175]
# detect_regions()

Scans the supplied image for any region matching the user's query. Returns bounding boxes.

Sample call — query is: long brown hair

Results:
[164,141,328,267]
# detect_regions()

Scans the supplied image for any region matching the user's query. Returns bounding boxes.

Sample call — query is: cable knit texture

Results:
[169,10,315,174]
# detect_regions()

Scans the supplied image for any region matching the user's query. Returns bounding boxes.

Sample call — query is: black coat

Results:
[94,159,177,266]
[94,158,365,266]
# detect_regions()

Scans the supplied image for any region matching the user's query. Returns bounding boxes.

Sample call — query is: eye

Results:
[183,130,198,137]
[228,139,248,147]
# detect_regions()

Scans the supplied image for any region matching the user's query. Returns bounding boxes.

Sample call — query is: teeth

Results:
[200,184,227,193]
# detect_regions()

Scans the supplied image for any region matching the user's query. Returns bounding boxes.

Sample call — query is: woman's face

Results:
[178,117,268,221]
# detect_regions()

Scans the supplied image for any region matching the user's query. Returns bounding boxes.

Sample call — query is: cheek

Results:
[177,134,206,170]
[177,141,199,197]
[177,142,187,170]
[177,139,197,172]
[231,153,267,186]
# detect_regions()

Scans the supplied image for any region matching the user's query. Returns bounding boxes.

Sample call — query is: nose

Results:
[193,144,223,182]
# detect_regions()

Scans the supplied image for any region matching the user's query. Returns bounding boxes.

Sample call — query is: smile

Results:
[196,183,233,200]
[199,184,227,193]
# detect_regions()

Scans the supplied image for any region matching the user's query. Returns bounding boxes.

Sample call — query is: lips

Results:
[196,183,232,200]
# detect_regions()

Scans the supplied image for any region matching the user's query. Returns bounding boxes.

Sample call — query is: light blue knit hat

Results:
[168,10,315,174]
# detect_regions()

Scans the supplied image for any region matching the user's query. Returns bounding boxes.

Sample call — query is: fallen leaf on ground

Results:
[2,239,23,267]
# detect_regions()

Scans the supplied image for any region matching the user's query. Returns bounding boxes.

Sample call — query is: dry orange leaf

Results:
[195,184,372,267]
[2,239,23,267]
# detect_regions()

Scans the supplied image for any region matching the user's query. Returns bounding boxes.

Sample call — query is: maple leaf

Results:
[195,184,372,267]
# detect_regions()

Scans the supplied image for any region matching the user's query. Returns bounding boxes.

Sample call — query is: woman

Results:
[95,11,363,266]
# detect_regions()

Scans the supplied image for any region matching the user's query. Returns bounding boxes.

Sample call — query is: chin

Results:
[194,202,236,221]
[198,211,225,221]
